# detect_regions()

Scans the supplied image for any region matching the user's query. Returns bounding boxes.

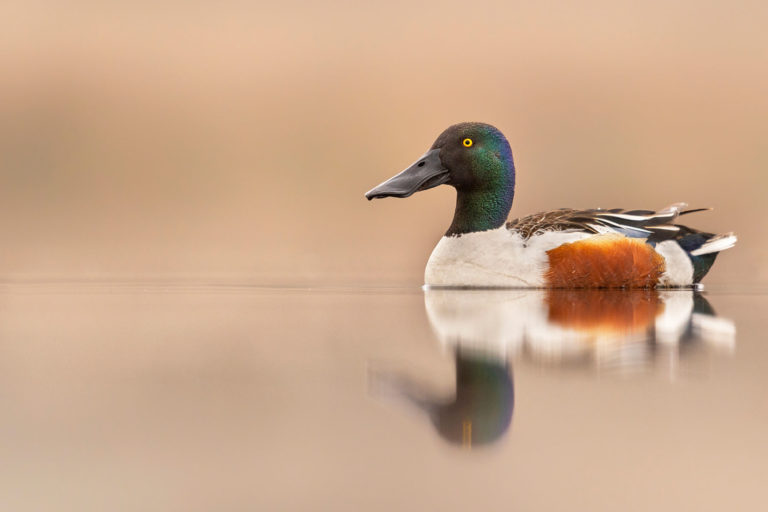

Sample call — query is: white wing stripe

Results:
[596,212,674,221]
[595,218,653,234]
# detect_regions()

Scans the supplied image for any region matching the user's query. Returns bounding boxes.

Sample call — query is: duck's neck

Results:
[446,181,515,236]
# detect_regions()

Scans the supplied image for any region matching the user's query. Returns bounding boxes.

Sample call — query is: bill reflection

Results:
[369,290,735,449]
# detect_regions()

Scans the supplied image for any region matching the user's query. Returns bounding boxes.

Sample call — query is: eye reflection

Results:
[369,289,735,449]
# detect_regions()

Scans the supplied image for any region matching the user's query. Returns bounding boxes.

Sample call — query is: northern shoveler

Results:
[365,122,736,288]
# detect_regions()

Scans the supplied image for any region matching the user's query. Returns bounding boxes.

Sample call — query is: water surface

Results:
[0,283,765,511]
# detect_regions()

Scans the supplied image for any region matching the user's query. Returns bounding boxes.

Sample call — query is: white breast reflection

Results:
[369,290,735,449]
[425,289,735,369]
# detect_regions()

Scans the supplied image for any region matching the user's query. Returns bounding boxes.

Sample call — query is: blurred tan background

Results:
[1,1,766,286]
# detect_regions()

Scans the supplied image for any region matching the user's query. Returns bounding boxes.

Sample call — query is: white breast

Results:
[424,228,592,287]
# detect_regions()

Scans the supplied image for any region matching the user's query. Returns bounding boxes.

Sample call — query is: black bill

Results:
[365,148,449,200]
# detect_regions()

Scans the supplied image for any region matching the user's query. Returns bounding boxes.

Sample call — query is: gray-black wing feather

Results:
[506,204,709,242]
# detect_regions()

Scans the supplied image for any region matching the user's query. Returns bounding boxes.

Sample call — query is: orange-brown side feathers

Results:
[545,234,665,288]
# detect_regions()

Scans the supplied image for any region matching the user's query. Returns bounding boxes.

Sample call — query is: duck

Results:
[365,122,737,288]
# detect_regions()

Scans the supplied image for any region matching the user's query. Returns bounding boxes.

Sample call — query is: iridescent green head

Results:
[365,122,516,235]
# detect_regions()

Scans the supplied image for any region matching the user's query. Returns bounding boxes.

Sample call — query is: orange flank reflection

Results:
[546,289,663,334]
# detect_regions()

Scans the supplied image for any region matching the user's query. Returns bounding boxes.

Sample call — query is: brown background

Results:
[2,1,766,285]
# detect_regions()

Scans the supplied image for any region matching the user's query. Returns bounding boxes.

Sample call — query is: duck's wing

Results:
[506,203,709,241]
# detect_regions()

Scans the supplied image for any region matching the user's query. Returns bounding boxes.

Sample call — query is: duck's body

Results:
[366,122,736,288]
[426,205,736,288]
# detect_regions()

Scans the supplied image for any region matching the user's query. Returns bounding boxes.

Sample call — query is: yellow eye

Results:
[462,138,473,147]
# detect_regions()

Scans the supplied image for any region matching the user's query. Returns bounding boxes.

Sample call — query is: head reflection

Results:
[436,352,513,448]
[370,289,734,448]
[369,350,513,448]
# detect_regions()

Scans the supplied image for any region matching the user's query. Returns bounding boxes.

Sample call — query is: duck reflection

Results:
[369,289,734,448]
[426,290,735,369]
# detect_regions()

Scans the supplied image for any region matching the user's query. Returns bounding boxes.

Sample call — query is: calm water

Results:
[0,282,766,511]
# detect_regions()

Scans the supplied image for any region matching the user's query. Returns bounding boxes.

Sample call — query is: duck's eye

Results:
[462,138,473,148]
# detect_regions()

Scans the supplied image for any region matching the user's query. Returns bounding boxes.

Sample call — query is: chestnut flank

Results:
[545,234,665,288]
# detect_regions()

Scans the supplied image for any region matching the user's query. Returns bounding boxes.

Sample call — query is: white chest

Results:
[424,228,592,287]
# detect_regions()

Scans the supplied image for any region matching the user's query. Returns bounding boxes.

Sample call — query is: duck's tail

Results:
[689,232,738,256]
[675,231,737,283]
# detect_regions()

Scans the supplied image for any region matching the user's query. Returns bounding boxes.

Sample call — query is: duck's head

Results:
[365,122,516,235]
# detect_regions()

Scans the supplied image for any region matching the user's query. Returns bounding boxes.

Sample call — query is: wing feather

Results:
[506,203,706,242]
